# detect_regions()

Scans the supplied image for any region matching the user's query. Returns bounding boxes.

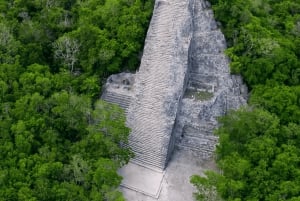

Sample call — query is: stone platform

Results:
[118,163,164,198]
[119,148,216,201]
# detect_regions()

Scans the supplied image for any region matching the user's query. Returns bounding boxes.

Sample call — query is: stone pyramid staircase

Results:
[125,0,194,170]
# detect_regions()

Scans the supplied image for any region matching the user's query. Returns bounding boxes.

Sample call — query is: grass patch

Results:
[185,89,214,101]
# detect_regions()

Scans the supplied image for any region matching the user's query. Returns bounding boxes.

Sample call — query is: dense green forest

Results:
[191,0,300,200]
[0,0,153,200]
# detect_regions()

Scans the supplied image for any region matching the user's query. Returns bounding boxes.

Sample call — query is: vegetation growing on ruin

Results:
[185,89,214,101]
[0,0,153,200]
[192,0,300,200]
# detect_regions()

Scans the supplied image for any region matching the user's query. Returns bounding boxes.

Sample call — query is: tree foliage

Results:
[0,0,153,200]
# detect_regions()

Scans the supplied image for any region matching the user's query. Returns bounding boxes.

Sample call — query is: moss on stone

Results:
[184,89,214,101]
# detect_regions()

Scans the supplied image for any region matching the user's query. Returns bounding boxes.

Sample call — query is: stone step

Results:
[193,10,218,31]
[133,148,168,161]
[102,92,132,110]
[129,140,167,153]
[193,0,212,14]
[175,144,215,159]
[129,132,166,143]
[187,120,218,131]
[190,54,230,74]
[189,73,218,84]
[192,30,226,54]
[188,82,215,92]
[102,97,130,109]
[129,144,165,157]
[175,143,216,155]
[193,29,223,38]
[132,157,164,170]
[188,73,219,92]
[182,125,215,138]
[176,135,217,154]
[130,145,168,166]
[129,130,167,143]
[131,156,164,170]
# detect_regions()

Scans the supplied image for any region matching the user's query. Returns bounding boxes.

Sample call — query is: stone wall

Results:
[173,0,247,159]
